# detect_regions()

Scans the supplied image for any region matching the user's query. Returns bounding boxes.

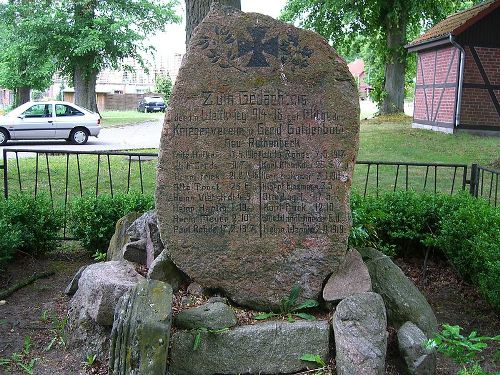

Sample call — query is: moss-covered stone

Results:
[109,280,173,375]
[359,247,438,337]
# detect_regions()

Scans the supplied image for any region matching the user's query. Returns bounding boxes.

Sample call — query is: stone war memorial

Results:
[66,4,439,375]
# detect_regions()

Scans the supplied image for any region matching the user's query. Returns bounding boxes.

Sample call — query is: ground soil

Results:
[0,248,498,375]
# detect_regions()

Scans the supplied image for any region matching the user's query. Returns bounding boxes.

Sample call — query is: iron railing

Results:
[0,148,498,238]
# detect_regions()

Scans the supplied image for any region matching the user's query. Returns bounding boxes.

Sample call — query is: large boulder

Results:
[64,265,87,296]
[110,280,173,375]
[359,247,438,337]
[107,212,142,261]
[323,249,371,301]
[156,3,360,311]
[333,292,387,375]
[169,320,330,374]
[174,301,237,330]
[397,321,436,375]
[68,261,144,327]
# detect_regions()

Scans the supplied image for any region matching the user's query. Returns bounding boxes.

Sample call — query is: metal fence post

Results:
[469,163,479,197]
[2,149,7,199]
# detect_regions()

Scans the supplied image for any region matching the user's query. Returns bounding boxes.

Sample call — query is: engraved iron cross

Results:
[238,27,278,67]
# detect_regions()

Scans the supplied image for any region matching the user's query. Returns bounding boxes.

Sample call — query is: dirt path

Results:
[0,250,498,375]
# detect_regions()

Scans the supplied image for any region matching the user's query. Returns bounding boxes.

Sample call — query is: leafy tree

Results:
[155,73,173,102]
[49,0,180,112]
[280,0,475,114]
[0,2,56,106]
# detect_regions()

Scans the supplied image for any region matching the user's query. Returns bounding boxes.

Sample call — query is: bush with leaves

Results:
[0,194,62,258]
[426,324,499,375]
[350,191,500,309]
[0,219,22,270]
[68,192,154,252]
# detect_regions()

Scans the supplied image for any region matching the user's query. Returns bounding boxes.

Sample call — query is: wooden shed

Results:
[406,0,500,136]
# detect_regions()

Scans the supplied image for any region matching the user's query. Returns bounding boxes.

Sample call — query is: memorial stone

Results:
[156,4,359,310]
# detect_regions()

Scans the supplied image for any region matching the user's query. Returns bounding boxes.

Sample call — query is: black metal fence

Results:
[1,148,498,213]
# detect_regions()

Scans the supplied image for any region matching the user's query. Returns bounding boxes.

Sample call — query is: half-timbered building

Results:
[406,0,500,136]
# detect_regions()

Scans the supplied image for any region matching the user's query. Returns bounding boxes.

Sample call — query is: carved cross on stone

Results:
[238,26,278,67]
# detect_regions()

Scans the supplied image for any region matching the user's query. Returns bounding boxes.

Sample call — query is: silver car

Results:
[0,101,101,145]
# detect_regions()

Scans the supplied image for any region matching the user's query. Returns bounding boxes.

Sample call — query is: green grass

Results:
[99,110,164,127]
[2,117,499,202]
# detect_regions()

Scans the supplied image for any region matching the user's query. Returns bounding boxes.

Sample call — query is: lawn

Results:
[99,110,164,127]
[2,116,499,202]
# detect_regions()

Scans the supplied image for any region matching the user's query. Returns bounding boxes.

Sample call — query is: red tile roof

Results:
[407,0,499,48]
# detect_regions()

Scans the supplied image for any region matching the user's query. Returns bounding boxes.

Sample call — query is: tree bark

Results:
[185,0,241,47]
[73,65,99,113]
[381,19,407,114]
[15,87,31,107]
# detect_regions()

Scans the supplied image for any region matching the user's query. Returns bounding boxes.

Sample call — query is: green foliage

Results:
[0,194,62,263]
[0,219,22,269]
[299,353,326,366]
[280,0,472,109]
[44,313,68,352]
[68,192,154,252]
[426,324,499,374]
[82,354,97,369]
[350,192,500,309]
[254,285,319,322]
[0,336,37,375]
[0,2,56,96]
[92,250,107,262]
[155,73,173,102]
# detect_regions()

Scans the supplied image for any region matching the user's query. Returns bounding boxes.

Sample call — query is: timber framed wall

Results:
[413,46,460,133]
[457,6,500,134]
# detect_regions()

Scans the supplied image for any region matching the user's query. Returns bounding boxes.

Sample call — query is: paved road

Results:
[0,120,163,158]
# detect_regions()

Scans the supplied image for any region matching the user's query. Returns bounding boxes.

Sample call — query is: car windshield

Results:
[145,97,164,103]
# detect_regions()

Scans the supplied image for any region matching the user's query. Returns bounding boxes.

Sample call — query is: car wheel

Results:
[69,128,89,145]
[0,128,9,146]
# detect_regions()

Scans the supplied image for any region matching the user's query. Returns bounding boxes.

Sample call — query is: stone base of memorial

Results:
[64,211,437,375]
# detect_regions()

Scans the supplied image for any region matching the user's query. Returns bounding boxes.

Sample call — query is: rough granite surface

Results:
[156,4,360,310]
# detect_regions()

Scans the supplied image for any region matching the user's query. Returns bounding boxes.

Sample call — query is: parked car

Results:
[137,96,166,113]
[0,101,101,145]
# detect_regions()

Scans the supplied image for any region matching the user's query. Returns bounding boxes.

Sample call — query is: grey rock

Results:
[186,282,205,297]
[398,322,436,375]
[127,210,164,257]
[359,247,438,337]
[207,296,228,304]
[123,239,147,265]
[169,320,330,375]
[333,292,387,375]
[323,249,372,301]
[107,212,142,261]
[110,280,173,375]
[147,249,185,291]
[64,265,86,296]
[68,261,144,327]
[174,302,237,330]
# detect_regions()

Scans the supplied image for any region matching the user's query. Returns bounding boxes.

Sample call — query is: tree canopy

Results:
[0,2,56,106]
[0,0,180,111]
[280,0,476,114]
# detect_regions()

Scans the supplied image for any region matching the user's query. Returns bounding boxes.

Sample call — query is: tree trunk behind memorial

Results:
[185,0,241,46]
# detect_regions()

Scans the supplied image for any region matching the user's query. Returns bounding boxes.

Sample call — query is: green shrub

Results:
[68,192,154,252]
[350,191,500,309]
[0,194,63,256]
[0,219,22,269]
